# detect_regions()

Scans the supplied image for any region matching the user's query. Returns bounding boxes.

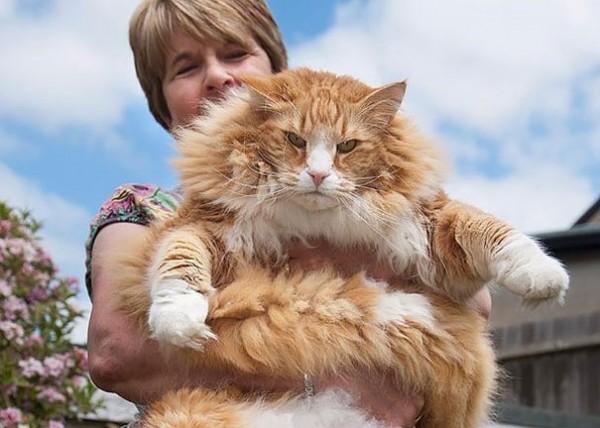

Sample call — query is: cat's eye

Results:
[286,132,307,149]
[336,139,358,154]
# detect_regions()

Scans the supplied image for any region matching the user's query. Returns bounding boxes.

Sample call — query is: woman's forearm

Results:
[88,223,303,403]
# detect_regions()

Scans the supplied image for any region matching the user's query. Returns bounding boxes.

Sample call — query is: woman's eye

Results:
[336,139,358,154]
[286,132,307,149]
[226,50,248,60]
[176,64,196,75]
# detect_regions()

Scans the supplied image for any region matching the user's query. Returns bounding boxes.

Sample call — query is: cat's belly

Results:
[243,389,388,428]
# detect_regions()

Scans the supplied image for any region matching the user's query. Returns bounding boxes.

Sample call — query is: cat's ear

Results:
[360,81,407,125]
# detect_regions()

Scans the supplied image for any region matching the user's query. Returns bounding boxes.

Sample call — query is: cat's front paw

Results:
[148,278,217,350]
[495,239,569,305]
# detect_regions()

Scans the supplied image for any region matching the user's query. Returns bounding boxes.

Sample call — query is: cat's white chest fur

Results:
[226,199,433,282]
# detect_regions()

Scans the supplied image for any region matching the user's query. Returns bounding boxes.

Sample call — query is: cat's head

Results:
[174,68,444,217]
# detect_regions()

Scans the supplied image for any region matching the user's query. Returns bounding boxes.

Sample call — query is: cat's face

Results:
[239,69,407,212]
[175,68,444,219]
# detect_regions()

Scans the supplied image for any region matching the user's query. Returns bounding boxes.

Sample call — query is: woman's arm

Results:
[88,222,196,403]
[87,222,301,403]
[287,239,492,318]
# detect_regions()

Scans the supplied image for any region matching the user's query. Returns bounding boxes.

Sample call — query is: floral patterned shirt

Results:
[84,184,182,299]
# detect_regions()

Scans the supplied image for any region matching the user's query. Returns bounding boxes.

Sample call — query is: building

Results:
[491,196,600,426]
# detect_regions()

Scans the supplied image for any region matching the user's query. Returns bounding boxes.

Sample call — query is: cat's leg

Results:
[419,338,497,428]
[141,387,248,428]
[430,200,568,304]
[381,290,497,428]
[147,225,217,350]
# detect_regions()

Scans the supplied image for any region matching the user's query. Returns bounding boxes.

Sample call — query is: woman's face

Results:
[162,29,273,129]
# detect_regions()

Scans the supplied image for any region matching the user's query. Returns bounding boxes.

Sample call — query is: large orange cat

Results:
[117,68,568,427]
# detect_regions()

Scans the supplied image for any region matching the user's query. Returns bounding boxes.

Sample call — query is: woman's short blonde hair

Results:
[129,0,288,130]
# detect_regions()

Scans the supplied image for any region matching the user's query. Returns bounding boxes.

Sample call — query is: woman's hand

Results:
[287,238,394,280]
[289,240,424,426]
[288,239,492,318]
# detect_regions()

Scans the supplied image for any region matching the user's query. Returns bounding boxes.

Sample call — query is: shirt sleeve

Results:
[84,183,182,300]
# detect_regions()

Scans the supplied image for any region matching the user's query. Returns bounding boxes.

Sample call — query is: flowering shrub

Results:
[0,201,101,427]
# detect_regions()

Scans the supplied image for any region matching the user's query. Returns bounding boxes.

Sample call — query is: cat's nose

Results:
[308,170,330,187]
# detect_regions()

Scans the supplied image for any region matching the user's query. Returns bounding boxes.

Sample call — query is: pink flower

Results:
[4,238,37,262]
[71,375,87,388]
[27,286,50,303]
[18,357,45,378]
[0,278,11,296]
[16,224,30,236]
[21,262,34,275]
[32,270,50,285]
[3,295,29,321]
[37,248,52,265]
[43,356,65,378]
[24,333,42,348]
[49,421,65,428]
[0,321,24,342]
[37,387,66,404]
[0,407,22,423]
[72,347,89,371]
[0,219,11,235]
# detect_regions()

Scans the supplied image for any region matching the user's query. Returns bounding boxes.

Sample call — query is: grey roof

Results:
[574,196,600,226]
[535,224,600,252]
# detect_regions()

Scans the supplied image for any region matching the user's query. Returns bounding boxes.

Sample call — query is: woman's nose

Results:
[204,61,235,97]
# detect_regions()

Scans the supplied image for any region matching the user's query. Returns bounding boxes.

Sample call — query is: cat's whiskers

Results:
[259,183,298,208]
[340,192,400,230]
[207,165,263,193]
[200,165,290,210]
[340,192,430,264]
[351,166,399,189]
[338,195,400,250]
[346,192,404,225]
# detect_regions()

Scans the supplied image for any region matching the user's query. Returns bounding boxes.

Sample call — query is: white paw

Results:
[148,278,217,350]
[495,238,569,305]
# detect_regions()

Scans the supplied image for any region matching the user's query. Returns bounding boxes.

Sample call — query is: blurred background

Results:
[0,0,598,425]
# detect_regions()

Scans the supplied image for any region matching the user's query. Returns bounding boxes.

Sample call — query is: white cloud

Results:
[446,165,594,234]
[0,0,15,19]
[290,0,600,231]
[72,297,92,346]
[0,0,140,131]
[0,162,90,278]
[292,0,600,132]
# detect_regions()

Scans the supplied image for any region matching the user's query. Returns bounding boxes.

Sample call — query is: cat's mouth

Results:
[293,191,339,211]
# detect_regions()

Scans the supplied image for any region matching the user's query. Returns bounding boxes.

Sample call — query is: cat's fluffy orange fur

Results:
[116,68,568,427]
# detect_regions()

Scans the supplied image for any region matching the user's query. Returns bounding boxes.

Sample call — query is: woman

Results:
[86,0,491,425]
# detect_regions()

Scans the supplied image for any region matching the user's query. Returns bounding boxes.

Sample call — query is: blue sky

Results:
[1,0,599,343]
